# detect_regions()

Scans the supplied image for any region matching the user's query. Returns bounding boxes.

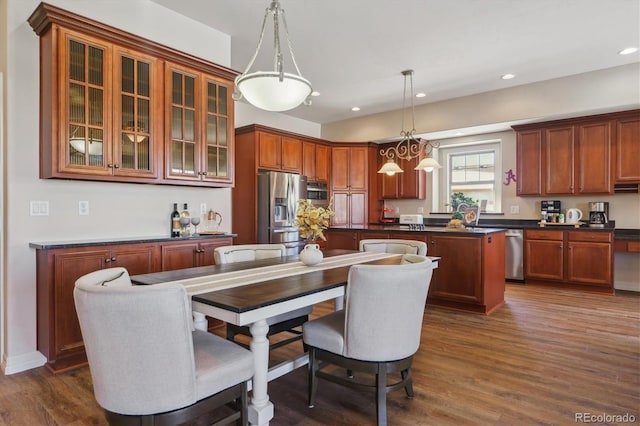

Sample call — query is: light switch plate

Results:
[510,205,520,214]
[200,203,207,215]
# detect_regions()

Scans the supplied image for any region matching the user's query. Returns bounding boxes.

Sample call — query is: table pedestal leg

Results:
[248,319,274,425]
[192,311,207,331]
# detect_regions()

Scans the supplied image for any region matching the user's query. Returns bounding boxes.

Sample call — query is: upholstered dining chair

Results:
[74,267,254,426]
[359,238,427,256]
[214,244,314,350]
[302,255,435,426]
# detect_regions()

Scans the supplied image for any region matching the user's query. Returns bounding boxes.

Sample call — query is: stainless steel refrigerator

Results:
[257,170,308,255]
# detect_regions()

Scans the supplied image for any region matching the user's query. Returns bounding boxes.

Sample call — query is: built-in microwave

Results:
[307,181,328,207]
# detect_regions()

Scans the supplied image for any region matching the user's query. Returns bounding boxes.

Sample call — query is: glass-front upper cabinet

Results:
[166,63,233,185]
[114,48,161,179]
[61,32,112,176]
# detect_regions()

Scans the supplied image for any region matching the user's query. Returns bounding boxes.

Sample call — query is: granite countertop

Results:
[29,233,237,250]
[332,224,507,235]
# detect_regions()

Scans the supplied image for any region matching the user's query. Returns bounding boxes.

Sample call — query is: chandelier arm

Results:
[240,5,272,76]
[279,6,305,78]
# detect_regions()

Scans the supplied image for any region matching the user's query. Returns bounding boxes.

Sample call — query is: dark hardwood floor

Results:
[1,283,638,425]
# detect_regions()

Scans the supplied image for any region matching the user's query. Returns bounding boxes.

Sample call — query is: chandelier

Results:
[232,0,313,112]
[377,70,441,175]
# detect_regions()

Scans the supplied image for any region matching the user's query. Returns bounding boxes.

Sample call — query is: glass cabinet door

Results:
[169,69,199,178]
[64,35,110,173]
[204,77,232,181]
[114,50,160,178]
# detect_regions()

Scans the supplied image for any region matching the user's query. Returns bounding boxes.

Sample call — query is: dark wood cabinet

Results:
[377,144,425,199]
[161,238,232,270]
[513,110,639,196]
[524,229,613,291]
[425,232,505,314]
[325,230,359,250]
[516,129,543,195]
[524,230,564,281]
[29,2,236,188]
[302,142,331,182]
[34,242,161,373]
[614,114,640,184]
[256,132,302,173]
[164,63,234,186]
[331,146,368,227]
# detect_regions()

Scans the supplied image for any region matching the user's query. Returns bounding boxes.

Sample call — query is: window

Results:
[439,140,502,213]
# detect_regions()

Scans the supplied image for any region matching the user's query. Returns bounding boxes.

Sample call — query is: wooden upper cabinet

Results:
[165,63,234,185]
[303,142,331,182]
[257,132,302,173]
[576,121,611,194]
[614,114,640,183]
[377,147,425,199]
[516,129,543,195]
[28,2,236,187]
[513,110,637,196]
[544,126,575,195]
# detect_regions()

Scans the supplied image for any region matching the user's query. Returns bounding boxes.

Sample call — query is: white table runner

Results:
[161,251,400,295]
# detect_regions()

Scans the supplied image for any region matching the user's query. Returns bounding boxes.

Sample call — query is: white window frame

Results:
[437,139,502,213]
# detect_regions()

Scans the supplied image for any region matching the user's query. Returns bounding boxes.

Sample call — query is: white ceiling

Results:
[151,0,640,126]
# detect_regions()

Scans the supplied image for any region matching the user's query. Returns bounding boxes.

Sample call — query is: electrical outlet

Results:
[30,200,49,216]
[510,205,520,214]
[79,201,90,216]
[200,203,207,215]
[417,207,424,214]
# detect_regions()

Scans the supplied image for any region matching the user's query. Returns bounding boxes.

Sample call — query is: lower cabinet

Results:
[35,243,161,373]
[325,230,359,250]
[426,232,505,314]
[33,236,232,373]
[524,229,613,291]
[161,238,232,270]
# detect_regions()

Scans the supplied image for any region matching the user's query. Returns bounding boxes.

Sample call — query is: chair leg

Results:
[239,381,248,426]
[401,368,414,398]
[376,365,388,426]
[308,347,318,408]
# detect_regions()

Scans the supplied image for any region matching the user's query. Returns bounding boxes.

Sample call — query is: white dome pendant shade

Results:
[233,0,313,112]
[414,156,442,172]
[236,71,312,112]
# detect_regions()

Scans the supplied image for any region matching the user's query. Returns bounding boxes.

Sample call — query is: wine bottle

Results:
[171,203,181,237]
[180,203,191,237]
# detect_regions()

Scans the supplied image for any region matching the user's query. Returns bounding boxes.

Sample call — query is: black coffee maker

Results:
[588,202,609,228]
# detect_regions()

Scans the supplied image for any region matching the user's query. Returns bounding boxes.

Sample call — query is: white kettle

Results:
[566,208,583,223]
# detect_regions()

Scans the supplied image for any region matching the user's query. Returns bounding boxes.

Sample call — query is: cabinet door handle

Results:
[113,164,120,169]
[111,257,117,261]
[107,163,114,168]
[104,258,111,263]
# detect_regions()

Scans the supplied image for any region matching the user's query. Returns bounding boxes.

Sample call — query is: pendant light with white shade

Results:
[232,0,313,112]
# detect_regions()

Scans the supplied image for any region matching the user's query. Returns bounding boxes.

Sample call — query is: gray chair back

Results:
[344,254,433,361]
[74,275,198,415]
[359,239,427,256]
[214,244,287,264]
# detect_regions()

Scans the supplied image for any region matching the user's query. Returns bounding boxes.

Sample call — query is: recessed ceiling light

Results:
[311,91,321,97]
[415,92,426,98]
[619,47,638,55]
[351,107,360,112]
[501,73,516,80]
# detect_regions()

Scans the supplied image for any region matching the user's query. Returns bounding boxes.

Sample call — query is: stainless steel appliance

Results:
[505,229,524,281]
[306,181,328,208]
[588,201,609,228]
[257,171,307,255]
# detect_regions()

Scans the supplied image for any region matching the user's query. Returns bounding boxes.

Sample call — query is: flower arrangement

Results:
[295,199,335,242]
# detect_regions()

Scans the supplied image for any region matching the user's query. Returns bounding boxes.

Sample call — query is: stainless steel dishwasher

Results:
[505,229,524,281]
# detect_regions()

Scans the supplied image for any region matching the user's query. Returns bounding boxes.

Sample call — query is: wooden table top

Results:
[131,250,433,313]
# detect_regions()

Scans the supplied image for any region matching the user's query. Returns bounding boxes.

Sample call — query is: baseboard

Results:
[1,350,46,375]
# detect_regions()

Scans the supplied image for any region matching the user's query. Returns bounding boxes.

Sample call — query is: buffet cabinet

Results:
[524,229,613,292]
[28,3,235,187]
[32,236,232,373]
[513,109,640,196]
[326,229,506,314]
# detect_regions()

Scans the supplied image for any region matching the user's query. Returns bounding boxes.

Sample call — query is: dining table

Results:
[131,249,439,425]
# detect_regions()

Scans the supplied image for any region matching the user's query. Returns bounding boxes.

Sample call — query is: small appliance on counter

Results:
[399,214,423,225]
[565,208,583,224]
[588,202,609,228]
[541,200,561,223]
[380,207,395,223]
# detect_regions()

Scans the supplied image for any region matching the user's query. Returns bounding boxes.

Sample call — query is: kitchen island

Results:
[326,225,506,314]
